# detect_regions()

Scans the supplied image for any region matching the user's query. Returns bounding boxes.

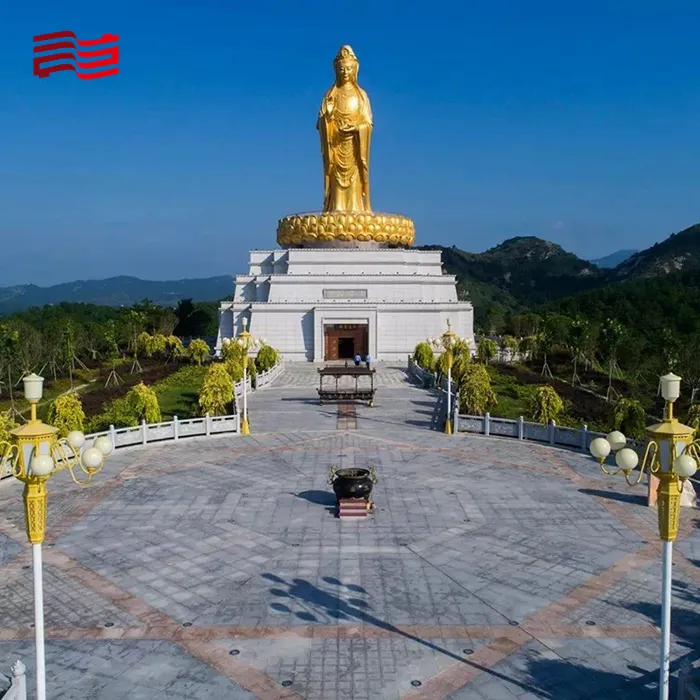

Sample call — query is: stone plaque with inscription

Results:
[322,289,368,299]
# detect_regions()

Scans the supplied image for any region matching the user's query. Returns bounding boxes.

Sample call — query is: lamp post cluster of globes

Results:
[426,319,470,434]
[0,374,114,700]
[588,372,699,700]
[220,317,264,436]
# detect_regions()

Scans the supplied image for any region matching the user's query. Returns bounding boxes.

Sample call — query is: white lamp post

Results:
[589,372,699,700]
[0,374,113,700]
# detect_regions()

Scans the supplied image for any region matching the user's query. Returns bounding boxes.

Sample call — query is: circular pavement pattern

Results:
[0,363,699,699]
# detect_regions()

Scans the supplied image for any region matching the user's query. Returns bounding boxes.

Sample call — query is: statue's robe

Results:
[317,84,373,212]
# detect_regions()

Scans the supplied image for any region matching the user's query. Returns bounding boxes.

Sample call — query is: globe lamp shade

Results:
[30,454,54,477]
[674,454,698,480]
[94,436,114,456]
[81,447,103,471]
[660,373,682,402]
[589,438,611,461]
[615,448,639,472]
[606,431,627,452]
[66,431,86,449]
[222,338,231,347]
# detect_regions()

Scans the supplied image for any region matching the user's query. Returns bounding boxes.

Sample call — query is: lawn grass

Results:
[153,365,208,419]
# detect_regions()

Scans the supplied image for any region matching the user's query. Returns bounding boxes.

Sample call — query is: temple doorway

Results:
[324,323,368,361]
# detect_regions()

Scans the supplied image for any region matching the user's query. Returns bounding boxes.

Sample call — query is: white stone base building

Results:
[216,247,474,362]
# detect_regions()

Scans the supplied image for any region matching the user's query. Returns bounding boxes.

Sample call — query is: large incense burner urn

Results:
[328,465,377,503]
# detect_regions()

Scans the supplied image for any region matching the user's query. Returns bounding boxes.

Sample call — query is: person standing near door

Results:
[365,353,372,370]
[354,353,361,367]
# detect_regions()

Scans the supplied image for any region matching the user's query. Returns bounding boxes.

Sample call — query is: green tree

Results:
[530,385,564,424]
[413,342,434,371]
[198,363,234,416]
[126,383,161,424]
[458,363,497,415]
[476,338,498,364]
[613,397,646,439]
[47,393,86,437]
[451,350,472,383]
[255,344,279,373]
[187,339,211,365]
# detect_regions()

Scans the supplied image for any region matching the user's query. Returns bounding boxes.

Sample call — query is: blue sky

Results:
[1,1,699,286]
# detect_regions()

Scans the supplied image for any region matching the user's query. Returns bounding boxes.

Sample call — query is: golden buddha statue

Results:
[277,46,415,248]
[317,45,372,212]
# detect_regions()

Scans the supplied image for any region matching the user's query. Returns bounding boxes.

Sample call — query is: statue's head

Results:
[333,45,359,86]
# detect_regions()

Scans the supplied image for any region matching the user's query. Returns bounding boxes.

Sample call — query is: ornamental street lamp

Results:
[427,320,468,435]
[0,374,113,700]
[222,318,263,436]
[589,372,699,700]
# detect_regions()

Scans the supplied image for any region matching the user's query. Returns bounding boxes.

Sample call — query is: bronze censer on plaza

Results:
[328,465,377,504]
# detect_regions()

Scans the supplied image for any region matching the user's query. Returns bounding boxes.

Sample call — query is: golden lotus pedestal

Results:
[277,211,415,248]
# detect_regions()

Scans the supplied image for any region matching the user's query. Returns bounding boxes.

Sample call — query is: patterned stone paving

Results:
[0,360,699,698]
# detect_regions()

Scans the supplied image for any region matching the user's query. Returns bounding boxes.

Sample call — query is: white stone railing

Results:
[407,356,436,389]
[454,410,607,452]
[86,413,241,450]
[253,358,285,391]
[0,660,27,700]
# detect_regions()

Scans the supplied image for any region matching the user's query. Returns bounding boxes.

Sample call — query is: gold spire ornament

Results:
[277,46,415,248]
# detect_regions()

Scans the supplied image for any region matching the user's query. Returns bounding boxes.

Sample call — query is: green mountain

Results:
[0,275,233,316]
[589,249,638,269]
[420,236,604,313]
[423,222,700,315]
[610,223,700,280]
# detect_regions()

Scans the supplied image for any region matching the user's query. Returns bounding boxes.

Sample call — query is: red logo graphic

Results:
[33,31,119,80]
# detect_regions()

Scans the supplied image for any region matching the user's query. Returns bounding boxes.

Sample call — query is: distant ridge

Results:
[0,275,234,315]
[588,249,638,268]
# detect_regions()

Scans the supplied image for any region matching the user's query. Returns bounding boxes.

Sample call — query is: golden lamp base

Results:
[277,211,415,248]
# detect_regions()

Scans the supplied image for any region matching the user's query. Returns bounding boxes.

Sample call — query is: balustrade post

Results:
[549,419,556,445]
[142,419,147,446]
[581,424,588,452]
[453,404,459,433]
[205,413,211,437]
[173,415,179,441]
[109,424,116,446]
[518,416,524,440]
[484,412,490,437]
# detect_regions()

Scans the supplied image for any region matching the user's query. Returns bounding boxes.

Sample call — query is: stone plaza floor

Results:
[1,363,700,699]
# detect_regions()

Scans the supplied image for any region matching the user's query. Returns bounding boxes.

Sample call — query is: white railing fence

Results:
[454,410,605,452]
[0,660,27,700]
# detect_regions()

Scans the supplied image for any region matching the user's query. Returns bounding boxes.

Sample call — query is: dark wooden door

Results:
[325,330,339,360]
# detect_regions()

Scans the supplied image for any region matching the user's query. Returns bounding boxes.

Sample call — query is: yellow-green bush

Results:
[47,393,86,437]
[255,344,279,373]
[198,363,234,416]
[0,411,17,443]
[187,338,210,365]
[459,364,497,415]
[613,397,646,439]
[530,385,564,424]
[127,382,161,424]
[413,342,434,371]
[476,338,498,364]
